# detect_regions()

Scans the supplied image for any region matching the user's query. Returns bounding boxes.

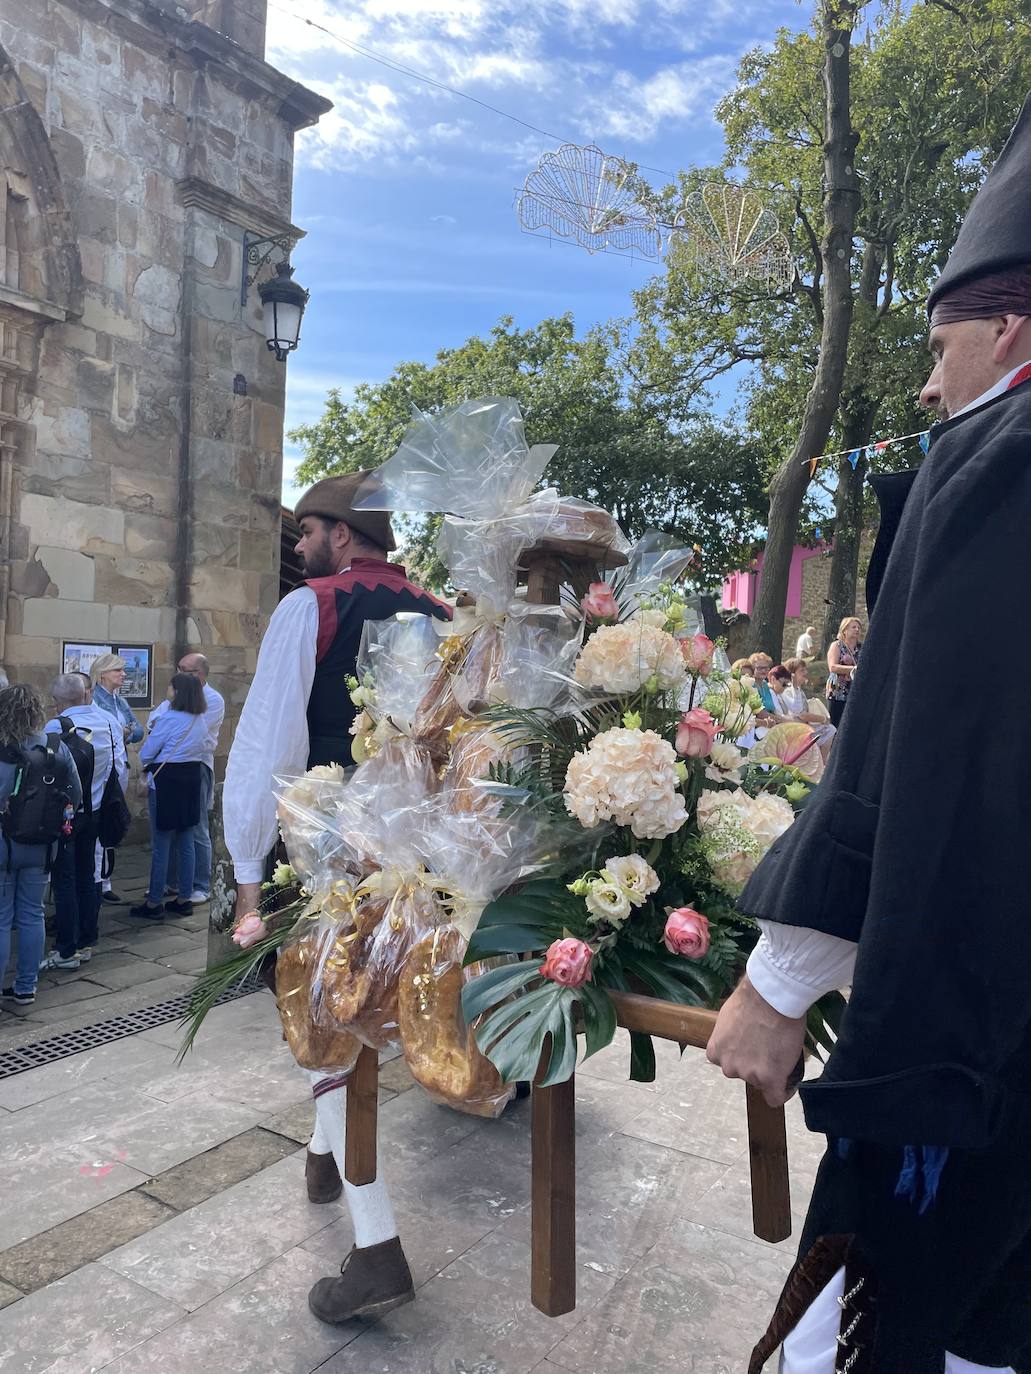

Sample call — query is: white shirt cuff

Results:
[233,862,266,885]
[746,922,858,1019]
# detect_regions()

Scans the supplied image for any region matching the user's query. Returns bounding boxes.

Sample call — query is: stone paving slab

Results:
[97,1247,356,1374]
[99,1153,339,1312]
[140,1126,299,1212]
[0,1189,175,1294]
[0,1261,185,1374]
[0,1278,22,1311]
[0,1037,163,1111]
[0,1142,151,1249]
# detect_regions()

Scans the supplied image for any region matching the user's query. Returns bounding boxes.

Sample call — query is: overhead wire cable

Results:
[265,0,676,179]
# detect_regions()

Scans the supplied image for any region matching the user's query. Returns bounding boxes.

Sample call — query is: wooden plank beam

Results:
[609,990,716,1049]
[344,1045,379,1186]
[746,1084,793,1243]
[531,1068,577,1317]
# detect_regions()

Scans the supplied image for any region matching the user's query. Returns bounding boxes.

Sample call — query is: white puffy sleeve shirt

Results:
[747,923,858,1019]
[223,587,319,883]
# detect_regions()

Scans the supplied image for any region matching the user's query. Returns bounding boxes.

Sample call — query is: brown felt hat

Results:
[293,472,396,552]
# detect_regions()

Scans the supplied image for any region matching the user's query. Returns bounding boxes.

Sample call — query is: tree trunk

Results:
[823,447,867,648]
[823,242,884,645]
[747,1,861,658]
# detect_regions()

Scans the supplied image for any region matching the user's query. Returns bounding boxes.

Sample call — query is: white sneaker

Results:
[75,948,93,963]
[188,891,210,903]
[40,951,80,971]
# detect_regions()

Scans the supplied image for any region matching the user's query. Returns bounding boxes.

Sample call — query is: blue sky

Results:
[265,0,810,500]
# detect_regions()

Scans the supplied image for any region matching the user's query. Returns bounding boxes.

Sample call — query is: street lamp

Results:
[258,261,309,362]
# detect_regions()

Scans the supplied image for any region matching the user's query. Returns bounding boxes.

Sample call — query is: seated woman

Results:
[767,662,837,760]
[131,674,207,921]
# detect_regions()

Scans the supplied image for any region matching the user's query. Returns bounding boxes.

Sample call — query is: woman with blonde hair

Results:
[90,654,138,905]
[826,616,863,727]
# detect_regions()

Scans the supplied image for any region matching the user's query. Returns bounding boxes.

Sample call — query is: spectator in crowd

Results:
[91,653,142,905]
[0,669,9,689]
[826,616,863,727]
[73,671,93,703]
[767,662,837,760]
[749,652,779,724]
[731,657,755,679]
[131,673,207,921]
[40,674,127,971]
[795,624,817,660]
[0,685,81,1013]
[153,652,224,904]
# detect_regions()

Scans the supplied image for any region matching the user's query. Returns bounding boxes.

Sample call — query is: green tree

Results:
[289,315,768,588]
[631,0,1031,653]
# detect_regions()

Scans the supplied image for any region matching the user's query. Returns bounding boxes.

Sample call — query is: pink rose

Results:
[663,907,710,960]
[675,708,718,758]
[541,937,593,988]
[681,633,715,677]
[232,912,268,949]
[580,582,619,622]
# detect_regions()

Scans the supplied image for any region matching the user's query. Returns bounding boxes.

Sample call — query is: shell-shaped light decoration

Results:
[517,143,662,260]
[673,183,795,287]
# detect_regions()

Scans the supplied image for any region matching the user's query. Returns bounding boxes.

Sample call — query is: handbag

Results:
[97,726,132,850]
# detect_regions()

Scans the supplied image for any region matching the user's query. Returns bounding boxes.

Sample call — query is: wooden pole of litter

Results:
[531,1053,577,1318]
[745,1084,792,1243]
[344,1045,379,1185]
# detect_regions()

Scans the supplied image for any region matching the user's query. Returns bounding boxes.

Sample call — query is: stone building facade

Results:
[781,534,873,665]
[0,0,328,773]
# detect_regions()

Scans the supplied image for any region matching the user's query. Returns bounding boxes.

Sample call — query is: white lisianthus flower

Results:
[634,607,669,629]
[585,879,633,927]
[705,740,745,785]
[603,854,660,907]
[574,622,686,695]
[272,861,295,889]
[564,727,689,839]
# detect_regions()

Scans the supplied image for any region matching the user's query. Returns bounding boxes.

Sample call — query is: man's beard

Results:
[301,547,336,578]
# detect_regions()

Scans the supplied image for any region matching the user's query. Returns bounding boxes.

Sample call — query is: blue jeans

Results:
[0,853,48,994]
[164,765,212,896]
[146,789,196,905]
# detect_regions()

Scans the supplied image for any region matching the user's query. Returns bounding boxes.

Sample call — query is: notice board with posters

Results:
[61,642,153,708]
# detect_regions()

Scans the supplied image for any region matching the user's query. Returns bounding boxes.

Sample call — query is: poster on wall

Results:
[114,644,152,708]
[60,642,153,708]
[62,642,113,679]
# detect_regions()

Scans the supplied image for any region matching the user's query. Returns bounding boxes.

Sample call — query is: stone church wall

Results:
[0,0,328,778]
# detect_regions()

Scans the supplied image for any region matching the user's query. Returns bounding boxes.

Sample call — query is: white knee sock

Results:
[307,1069,398,1249]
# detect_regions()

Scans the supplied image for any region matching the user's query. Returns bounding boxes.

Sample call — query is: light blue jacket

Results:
[93,684,143,745]
[140,708,208,769]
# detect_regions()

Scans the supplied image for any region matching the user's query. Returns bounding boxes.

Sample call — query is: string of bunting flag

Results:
[805,427,933,478]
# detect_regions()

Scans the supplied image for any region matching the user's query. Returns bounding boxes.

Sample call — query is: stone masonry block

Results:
[36,546,96,601]
[123,512,177,561]
[22,597,110,640]
[132,263,180,336]
[21,493,124,555]
[94,556,175,608]
[189,565,260,614]
[109,604,175,643]
[110,469,179,520]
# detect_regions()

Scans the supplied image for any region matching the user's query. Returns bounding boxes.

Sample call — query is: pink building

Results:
[721,544,829,619]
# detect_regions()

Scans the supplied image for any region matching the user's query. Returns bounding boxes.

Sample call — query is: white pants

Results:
[781,1269,1014,1373]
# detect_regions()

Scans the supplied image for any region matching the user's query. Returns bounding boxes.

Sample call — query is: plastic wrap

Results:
[619,530,701,602]
[524,491,631,561]
[353,397,556,520]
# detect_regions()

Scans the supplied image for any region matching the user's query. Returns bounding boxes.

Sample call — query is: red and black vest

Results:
[305,558,451,769]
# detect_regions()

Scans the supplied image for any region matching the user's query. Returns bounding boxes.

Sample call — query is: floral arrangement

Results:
[462,577,842,1086]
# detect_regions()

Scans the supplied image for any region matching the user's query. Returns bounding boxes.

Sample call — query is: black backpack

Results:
[58,717,96,818]
[1,735,74,856]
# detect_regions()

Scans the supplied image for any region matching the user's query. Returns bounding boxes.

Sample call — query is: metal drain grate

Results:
[0,976,265,1080]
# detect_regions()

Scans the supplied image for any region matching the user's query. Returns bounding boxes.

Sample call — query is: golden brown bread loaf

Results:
[443,726,509,819]
[274,936,362,1072]
[412,642,466,760]
[398,927,511,1117]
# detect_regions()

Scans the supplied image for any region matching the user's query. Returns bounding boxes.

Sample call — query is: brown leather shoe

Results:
[308,1238,415,1323]
[306,1149,343,1204]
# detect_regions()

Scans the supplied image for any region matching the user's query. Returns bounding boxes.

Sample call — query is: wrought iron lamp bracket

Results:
[241,231,295,304]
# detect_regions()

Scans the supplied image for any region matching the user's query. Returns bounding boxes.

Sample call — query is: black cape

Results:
[741,379,1031,1369]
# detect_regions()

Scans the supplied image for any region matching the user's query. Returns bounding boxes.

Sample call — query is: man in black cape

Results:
[708,94,1031,1373]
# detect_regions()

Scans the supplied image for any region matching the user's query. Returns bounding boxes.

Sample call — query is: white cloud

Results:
[269,0,760,172]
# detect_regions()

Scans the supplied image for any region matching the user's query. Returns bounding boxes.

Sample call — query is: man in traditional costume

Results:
[224,474,450,1322]
[709,95,1031,1373]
